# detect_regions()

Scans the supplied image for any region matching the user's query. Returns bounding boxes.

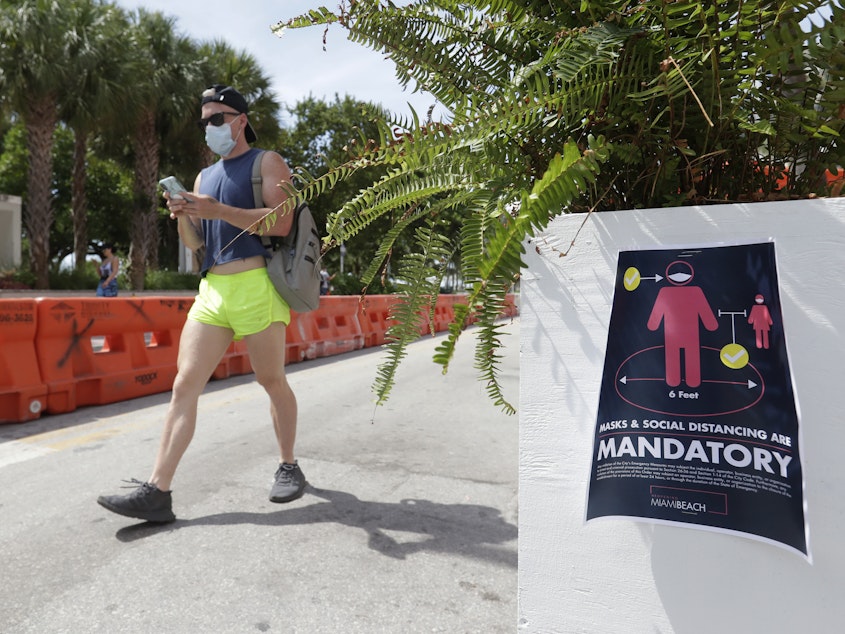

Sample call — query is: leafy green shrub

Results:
[0,268,33,289]
[279,0,844,413]
[329,271,401,296]
[143,269,199,291]
[48,266,101,291]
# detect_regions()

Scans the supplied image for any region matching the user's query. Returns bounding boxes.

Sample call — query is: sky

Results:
[111,1,835,126]
[113,0,444,126]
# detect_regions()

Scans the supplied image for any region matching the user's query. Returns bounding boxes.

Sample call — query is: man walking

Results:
[98,85,306,522]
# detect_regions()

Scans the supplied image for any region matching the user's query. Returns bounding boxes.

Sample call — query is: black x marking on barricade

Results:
[57,317,96,369]
[127,300,154,325]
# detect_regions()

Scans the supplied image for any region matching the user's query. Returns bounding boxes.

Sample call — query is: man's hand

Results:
[166,191,221,220]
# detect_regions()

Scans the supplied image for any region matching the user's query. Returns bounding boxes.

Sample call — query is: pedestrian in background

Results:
[320,266,334,295]
[95,243,119,297]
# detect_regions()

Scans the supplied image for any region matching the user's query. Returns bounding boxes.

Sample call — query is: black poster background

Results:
[586,242,808,556]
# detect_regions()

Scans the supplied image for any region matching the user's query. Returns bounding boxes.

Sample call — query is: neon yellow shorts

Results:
[187,267,290,340]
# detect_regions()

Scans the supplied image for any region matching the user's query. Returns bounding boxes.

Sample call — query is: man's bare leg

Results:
[97,319,233,521]
[245,321,297,463]
[245,321,304,502]
[148,319,234,492]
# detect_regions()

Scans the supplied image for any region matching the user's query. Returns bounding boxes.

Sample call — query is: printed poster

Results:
[586,242,809,558]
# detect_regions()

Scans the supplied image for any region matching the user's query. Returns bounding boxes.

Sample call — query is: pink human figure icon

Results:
[748,293,773,349]
[647,261,719,388]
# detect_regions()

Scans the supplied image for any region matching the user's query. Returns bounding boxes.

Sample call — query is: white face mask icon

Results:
[668,272,692,283]
[205,122,238,156]
[665,260,695,286]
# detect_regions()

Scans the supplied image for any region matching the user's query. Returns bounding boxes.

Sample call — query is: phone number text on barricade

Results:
[0,312,34,323]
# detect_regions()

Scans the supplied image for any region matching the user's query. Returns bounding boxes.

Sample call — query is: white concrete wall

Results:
[0,194,22,269]
[519,199,845,633]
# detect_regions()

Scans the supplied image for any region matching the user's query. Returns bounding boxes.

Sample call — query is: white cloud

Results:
[114,0,443,118]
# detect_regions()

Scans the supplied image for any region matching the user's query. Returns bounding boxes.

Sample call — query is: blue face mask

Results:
[205,122,238,156]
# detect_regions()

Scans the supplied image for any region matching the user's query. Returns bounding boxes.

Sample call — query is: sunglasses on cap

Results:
[197,111,241,129]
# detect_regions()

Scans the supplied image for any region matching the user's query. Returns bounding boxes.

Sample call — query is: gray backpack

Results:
[251,151,321,312]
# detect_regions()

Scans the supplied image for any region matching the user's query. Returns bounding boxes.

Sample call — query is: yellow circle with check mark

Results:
[623,267,641,291]
[720,343,749,369]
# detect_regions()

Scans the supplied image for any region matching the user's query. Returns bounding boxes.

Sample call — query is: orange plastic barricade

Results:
[412,297,444,336]
[450,295,477,326]
[451,292,519,324]
[285,311,316,364]
[357,295,395,348]
[502,293,519,318]
[0,299,47,423]
[828,168,845,196]
[297,296,364,358]
[212,339,252,380]
[35,297,191,414]
[432,295,456,333]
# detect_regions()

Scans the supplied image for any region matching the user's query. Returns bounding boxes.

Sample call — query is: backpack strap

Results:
[251,150,277,249]
[251,149,265,209]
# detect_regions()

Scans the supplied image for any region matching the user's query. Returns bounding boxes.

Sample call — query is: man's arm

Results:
[171,173,205,251]
[254,151,296,237]
[166,151,297,237]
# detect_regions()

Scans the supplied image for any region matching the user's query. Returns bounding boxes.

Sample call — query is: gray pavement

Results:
[0,320,519,633]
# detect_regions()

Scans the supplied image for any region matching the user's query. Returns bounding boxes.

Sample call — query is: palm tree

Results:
[0,0,77,288]
[60,0,129,271]
[121,9,205,290]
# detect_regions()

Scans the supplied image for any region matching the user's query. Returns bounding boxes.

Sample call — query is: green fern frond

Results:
[473,299,516,415]
[273,0,843,414]
[327,165,471,240]
[358,189,484,289]
[373,220,454,405]
[432,136,607,398]
[272,6,338,33]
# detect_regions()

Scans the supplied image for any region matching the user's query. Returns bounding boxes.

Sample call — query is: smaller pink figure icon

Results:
[748,293,773,349]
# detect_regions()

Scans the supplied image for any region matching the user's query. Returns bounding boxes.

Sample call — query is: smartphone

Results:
[158,176,189,200]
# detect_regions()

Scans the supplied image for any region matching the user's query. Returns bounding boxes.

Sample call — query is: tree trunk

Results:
[72,129,89,271]
[24,97,58,290]
[128,108,161,291]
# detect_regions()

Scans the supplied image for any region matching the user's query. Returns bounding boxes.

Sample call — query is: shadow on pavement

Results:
[114,486,517,567]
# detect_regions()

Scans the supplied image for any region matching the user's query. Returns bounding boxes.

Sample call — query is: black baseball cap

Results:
[201,84,257,143]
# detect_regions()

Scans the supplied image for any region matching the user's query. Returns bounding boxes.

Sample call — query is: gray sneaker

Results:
[270,462,306,503]
[97,479,176,523]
